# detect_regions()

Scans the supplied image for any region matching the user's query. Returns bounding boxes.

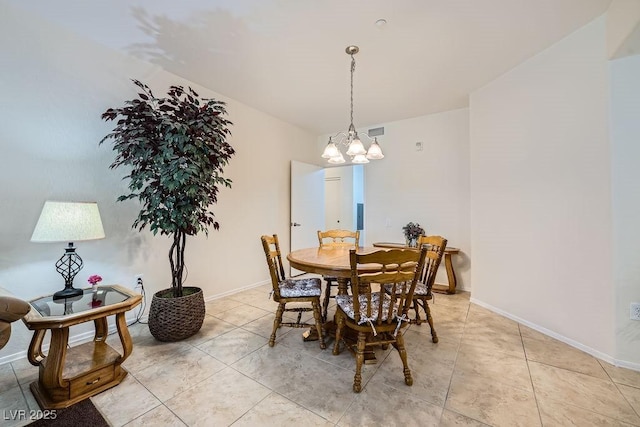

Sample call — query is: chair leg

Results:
[322,279,332,322]
[353,331,366,393]
[333,311,345,355]
[413,298,424,325]
[395,330,413,386]
[424,301,438,343]
[269,302,285,347]
[312,300,326,349]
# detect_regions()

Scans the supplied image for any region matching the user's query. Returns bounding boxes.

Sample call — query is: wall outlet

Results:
[630,303,640,321]
[135,274,144,287]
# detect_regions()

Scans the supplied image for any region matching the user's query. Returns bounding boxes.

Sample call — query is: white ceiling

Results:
[10,0,612,134]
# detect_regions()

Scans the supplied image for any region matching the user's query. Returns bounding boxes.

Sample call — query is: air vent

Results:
[368,127,384,137]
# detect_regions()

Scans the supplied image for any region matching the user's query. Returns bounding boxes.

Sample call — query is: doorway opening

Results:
[324,164,365,243]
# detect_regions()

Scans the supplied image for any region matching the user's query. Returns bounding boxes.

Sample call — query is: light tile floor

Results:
[2,284,640,426]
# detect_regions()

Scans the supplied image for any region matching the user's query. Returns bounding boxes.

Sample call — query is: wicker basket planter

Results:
[148,286,205,342]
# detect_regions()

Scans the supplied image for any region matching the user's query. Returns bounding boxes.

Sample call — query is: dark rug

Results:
[28,399,109,427]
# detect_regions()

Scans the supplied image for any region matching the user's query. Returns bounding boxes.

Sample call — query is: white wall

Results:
[0,3,318,360]
[469,17,616,358]
[353,109,471,289]
[610,53,640,364]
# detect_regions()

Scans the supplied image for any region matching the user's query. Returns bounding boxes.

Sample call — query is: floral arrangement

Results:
[88,275,103,286]
[402,222,425,241]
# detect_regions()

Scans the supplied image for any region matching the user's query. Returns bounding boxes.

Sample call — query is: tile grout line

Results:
[520,323,545,426]
[438,299,487,426]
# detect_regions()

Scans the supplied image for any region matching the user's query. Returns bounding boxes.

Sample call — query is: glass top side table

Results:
[29,286,131,318]
[22,284,142,409]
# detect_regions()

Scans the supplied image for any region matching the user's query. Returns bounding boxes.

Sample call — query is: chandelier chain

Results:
[350,55,356,128]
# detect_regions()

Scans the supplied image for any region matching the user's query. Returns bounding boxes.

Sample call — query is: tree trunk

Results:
[169,231,186,297]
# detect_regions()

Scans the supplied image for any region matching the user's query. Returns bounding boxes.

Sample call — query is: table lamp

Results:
[31,201,105,299]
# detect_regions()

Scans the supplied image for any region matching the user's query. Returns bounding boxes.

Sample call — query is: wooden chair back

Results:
[349,247,427,329]
[416,235,448,295]
[317,229,360,248]
[260,234,286,300]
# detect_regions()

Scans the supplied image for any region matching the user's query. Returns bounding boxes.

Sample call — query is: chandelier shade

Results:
[322,46,384,164]
[321,138,341,160]
[366,138,384,160]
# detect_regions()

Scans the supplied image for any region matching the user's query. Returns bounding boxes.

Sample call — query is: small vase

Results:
[406,237,417,248]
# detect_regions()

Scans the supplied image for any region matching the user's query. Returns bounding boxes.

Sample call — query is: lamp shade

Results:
[31,201,105,242]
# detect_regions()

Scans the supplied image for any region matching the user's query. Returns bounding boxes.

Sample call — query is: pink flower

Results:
[88,275,103,285]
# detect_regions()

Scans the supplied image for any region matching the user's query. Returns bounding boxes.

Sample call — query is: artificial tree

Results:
[100,79,234,340]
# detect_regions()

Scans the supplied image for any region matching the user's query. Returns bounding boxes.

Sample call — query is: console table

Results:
[372,242,460,294]
[22,285,141,409]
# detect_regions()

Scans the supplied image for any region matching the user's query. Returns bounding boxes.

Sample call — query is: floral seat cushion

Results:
[279,277,322,298]
[335,292,397,325]
[383,282,428,296]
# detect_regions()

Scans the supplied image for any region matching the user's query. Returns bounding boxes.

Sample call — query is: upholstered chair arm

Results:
[0,295,31,349]
[0,295,31,323]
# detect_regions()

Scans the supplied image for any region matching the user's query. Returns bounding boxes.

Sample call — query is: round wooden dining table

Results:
[287,246,379,295]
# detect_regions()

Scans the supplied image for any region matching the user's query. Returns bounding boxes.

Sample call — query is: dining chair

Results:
[333,247,427,392]
[384,235,447,343]
[260,234,325,349]
[317,229,360,322]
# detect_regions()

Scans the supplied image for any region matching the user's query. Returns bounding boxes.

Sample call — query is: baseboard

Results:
[203,279,271,303]
[0,350,27,365]
[470,297,640,372]
[615,358,640,371]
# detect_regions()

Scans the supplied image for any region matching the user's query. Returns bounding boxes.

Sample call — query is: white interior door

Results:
[325,177,342,229]
[290,160,325,275]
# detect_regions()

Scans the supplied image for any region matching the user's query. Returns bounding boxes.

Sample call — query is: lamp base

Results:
[53,286,83,300]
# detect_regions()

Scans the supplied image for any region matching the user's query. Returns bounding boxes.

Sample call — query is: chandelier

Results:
[321,46,384,164]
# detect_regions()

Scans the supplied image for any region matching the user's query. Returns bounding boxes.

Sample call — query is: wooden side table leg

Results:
[94,316,108,342]
[27,330,46,366]
[40,328,69,391]
[444,253,457,294]
[115,312,133,363]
